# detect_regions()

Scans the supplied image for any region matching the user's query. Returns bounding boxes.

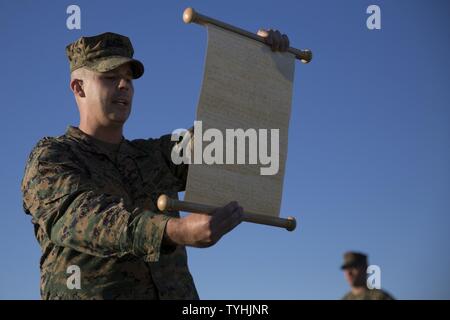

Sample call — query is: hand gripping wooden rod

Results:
[157,195,297,232]
[182,7,313,64]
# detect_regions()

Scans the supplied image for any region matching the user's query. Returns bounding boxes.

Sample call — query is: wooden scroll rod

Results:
[157,194,297,232]
[182,7,313,64]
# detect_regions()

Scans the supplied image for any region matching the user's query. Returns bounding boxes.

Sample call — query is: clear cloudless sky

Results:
[0,0,449,299]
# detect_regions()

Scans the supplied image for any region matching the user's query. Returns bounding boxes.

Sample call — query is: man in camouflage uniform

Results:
[341,251,394,300]
[21,30,290,299]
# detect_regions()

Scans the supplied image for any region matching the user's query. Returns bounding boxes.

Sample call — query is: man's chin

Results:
[108,112,130,123]
[107,116,128,126]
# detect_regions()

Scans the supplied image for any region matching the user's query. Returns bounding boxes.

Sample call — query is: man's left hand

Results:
[257,29,290,52]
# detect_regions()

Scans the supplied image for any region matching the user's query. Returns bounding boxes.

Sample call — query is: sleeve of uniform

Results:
[21,139,169,262]
[380,290,395,300]
[156,132,190,189]
[132,127,193,191]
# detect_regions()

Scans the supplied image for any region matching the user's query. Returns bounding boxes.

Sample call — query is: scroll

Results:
[157,8,312,231]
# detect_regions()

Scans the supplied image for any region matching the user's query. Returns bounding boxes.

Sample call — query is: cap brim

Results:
[341,262,366,270]
[84,55,144,79]
[341,263,352,270]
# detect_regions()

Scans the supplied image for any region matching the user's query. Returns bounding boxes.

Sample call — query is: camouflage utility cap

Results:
[66,32,144,79]
[341,251,368,270]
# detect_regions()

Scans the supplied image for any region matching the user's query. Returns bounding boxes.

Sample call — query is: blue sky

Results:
[0,0,449,299]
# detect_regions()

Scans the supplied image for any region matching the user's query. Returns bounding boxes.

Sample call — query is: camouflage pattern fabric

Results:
[21,126,198,300]
[66,32,144,79]
[342,289,394,300]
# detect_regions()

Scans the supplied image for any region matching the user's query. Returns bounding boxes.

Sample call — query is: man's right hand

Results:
[164,201,243,248]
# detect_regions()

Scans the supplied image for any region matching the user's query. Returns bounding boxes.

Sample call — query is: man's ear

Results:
[70,78,86,98]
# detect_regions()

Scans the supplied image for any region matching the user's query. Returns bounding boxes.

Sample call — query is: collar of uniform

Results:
[65,126,147,159]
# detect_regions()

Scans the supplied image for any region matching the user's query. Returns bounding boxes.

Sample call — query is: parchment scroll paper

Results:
[184,24,295,217]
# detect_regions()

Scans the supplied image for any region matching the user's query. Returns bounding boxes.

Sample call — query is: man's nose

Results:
[118,78,131,91]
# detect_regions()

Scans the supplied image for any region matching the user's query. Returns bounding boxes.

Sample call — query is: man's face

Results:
[343,265,367,287]
[81,64,134,127]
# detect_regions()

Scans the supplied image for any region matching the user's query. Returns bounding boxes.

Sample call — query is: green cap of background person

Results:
[340,251,368,270]
[66,32,144,79]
